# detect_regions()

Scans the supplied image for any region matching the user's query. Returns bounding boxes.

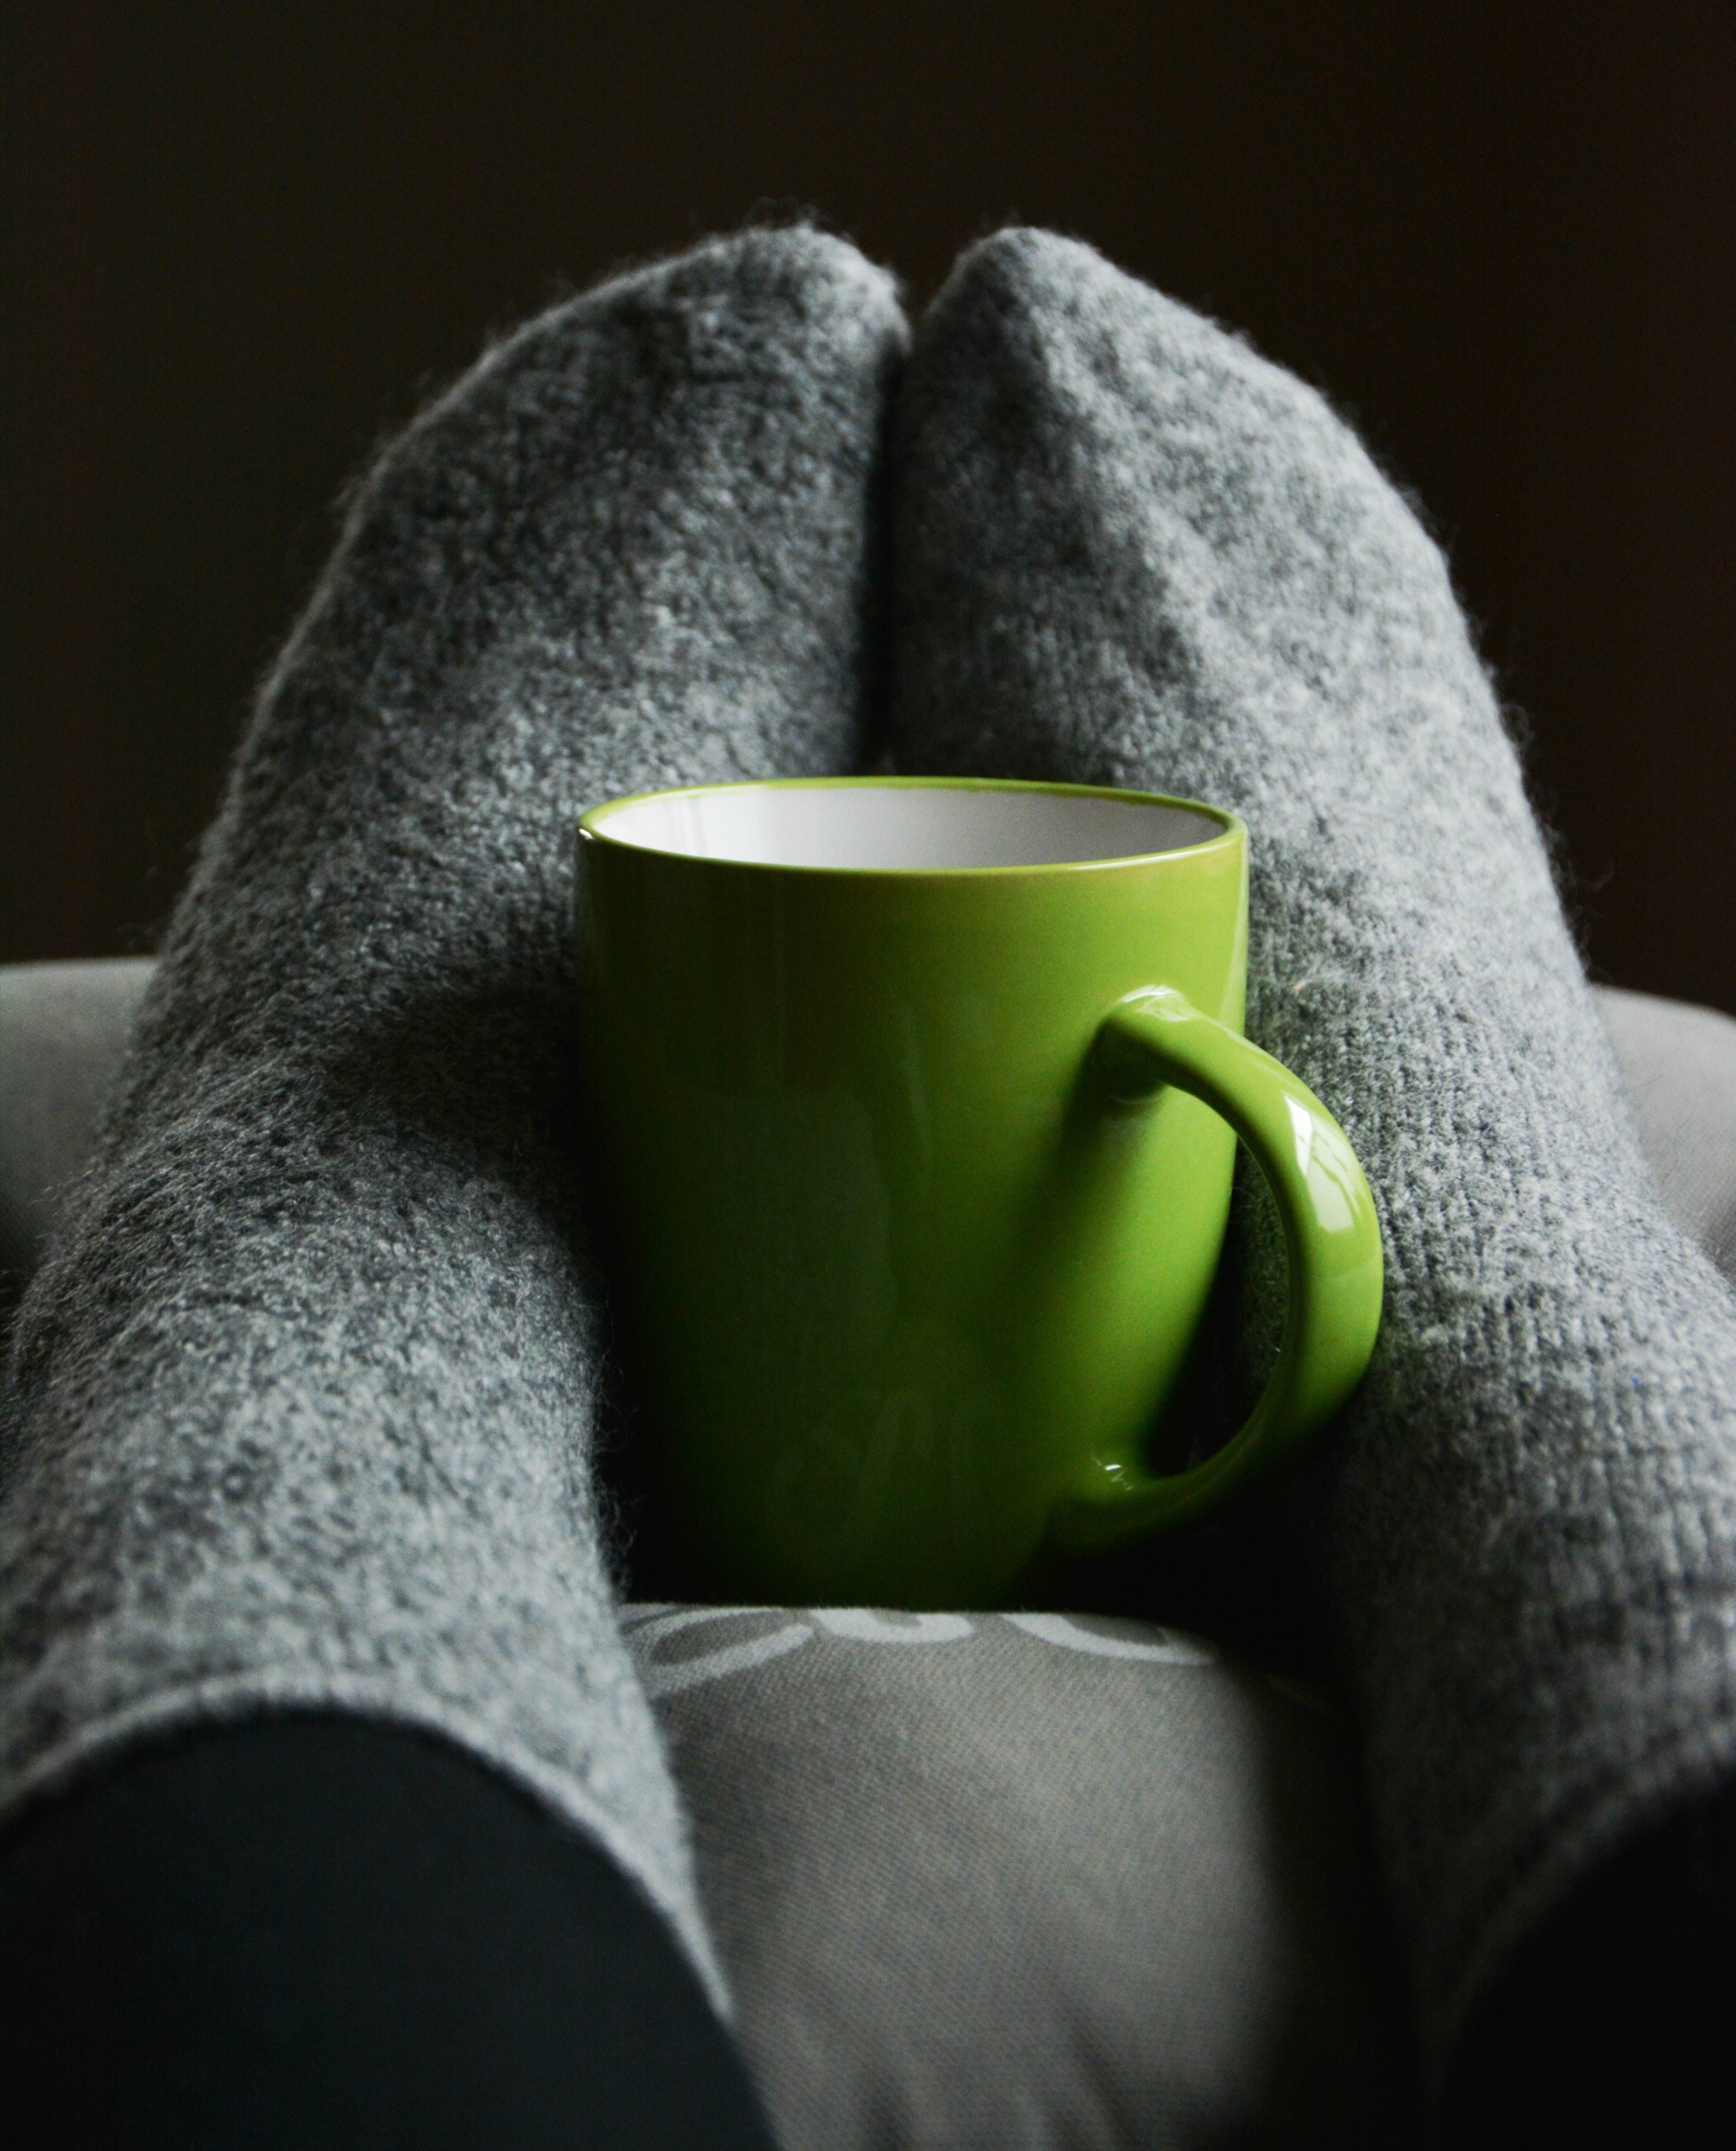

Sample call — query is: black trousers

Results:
[0,1714,773,2149]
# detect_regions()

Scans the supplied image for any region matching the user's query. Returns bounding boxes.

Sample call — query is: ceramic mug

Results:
[574,777,1381,1607]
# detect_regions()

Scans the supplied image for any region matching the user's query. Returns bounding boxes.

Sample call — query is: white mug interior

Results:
[591,781,1225,871]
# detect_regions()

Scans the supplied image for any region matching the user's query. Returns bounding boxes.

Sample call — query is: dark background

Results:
[5,5,1733,1007]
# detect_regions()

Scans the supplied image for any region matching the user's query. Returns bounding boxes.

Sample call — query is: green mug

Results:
[575,777,1381,1608]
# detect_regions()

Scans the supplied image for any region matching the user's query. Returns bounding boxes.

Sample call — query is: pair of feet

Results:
[6,222,1736,2139]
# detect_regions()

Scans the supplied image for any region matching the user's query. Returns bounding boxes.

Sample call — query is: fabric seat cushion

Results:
[6,958,1736,2144]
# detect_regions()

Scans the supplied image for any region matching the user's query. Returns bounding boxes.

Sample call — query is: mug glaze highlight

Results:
[575,778,1381,1607]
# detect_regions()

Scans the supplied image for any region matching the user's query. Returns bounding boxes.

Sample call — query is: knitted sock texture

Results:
[886,229,1736,2087]
[0,227,907,2001]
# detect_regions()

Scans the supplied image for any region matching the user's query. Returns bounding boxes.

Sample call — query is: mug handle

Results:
[1049,986,1383,1556]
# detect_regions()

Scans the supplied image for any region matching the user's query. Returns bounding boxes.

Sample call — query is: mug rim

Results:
[578,774,1243,879]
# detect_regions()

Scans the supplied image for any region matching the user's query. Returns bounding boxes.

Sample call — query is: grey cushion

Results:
[628,1605,1418,2147]
[7,957,1736,2146]
[0,960,155,1316]
[1596,984,1736,1283]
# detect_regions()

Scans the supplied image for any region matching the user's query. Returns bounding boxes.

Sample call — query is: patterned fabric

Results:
[631,1604,1416,2149]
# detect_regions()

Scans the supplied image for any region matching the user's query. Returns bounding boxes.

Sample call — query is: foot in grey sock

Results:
[0,227,906,2004]
[888,229,1736,2128]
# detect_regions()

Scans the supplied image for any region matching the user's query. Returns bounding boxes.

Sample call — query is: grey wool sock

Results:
[0,227,906,2003]
[888,229,1736,2121]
